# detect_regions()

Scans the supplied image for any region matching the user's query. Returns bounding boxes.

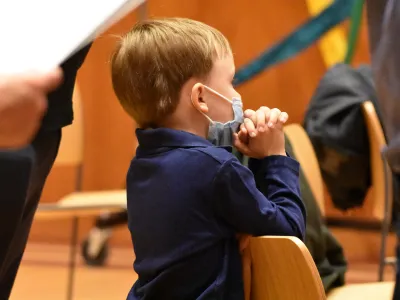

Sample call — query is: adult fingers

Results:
[25,68,63,93]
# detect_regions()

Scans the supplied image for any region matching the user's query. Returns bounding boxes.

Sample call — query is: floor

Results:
[10,243,396,300]
[11,244,137,300]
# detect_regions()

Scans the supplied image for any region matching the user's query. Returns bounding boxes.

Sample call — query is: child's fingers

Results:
[238,128,249,144]
[234,133,251,155]
[244,109,258,132]
[279,112,289,123]
[240,123,247,135]
[260,106,271,123]
[267,108,281,128]
[244,109,256,120]
[256,108,266,132]
[275,112,289,129]
[244,118,256,138]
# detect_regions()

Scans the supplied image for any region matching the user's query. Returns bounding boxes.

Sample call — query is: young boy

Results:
[111,18,306,300]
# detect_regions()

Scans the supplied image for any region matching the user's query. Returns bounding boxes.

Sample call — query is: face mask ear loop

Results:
[203,85,233,104]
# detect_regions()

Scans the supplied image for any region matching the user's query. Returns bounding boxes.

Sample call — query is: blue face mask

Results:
[198,86,244,147]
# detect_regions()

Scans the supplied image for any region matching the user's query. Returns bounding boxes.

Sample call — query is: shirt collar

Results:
[136,128,215,155]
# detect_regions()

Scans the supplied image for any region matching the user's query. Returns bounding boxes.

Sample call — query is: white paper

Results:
[0,0,146,75]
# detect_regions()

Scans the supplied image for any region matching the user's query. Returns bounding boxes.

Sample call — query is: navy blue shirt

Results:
[127,128,305,300]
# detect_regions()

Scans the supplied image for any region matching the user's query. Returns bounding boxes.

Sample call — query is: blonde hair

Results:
[110,18,232,128]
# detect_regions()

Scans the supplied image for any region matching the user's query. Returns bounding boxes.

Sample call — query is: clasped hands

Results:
[234,106,289,253]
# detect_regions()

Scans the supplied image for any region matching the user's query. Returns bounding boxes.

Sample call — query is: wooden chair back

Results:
[243,236,326,300]
[284,124,325,215]
[361,101,393,221]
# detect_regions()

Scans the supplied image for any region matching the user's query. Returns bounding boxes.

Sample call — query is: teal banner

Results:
[233,0,356,86]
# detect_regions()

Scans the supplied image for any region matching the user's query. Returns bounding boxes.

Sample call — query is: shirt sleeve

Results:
[213,156,306,240]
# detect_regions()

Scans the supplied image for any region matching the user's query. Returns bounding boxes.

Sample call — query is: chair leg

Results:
[385,256,397,274]
[379,152,392,281]
[379,221,389,281]
[67,217,79,300]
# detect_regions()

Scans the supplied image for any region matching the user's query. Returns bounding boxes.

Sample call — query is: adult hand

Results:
[0,69,63,149]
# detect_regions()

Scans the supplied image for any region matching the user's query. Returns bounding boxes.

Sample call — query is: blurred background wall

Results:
[29,0,374,253]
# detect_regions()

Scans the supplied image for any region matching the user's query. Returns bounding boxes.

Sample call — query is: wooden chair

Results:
[244,235,394,300]
[285,102,394,282]
[34,84,127,300]
[361,101,394,281]
[279,122,395,298]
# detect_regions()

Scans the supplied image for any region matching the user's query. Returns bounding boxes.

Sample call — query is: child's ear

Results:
[191,83,208,114]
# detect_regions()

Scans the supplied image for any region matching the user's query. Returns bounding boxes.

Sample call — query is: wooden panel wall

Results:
[29,0,373,246]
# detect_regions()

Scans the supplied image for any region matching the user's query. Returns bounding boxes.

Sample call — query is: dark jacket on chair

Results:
[303,63,392,212]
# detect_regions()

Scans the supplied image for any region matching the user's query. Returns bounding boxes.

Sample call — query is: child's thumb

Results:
[233,133,251,156]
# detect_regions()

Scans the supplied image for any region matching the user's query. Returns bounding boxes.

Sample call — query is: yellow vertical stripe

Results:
[305,0,347,67]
